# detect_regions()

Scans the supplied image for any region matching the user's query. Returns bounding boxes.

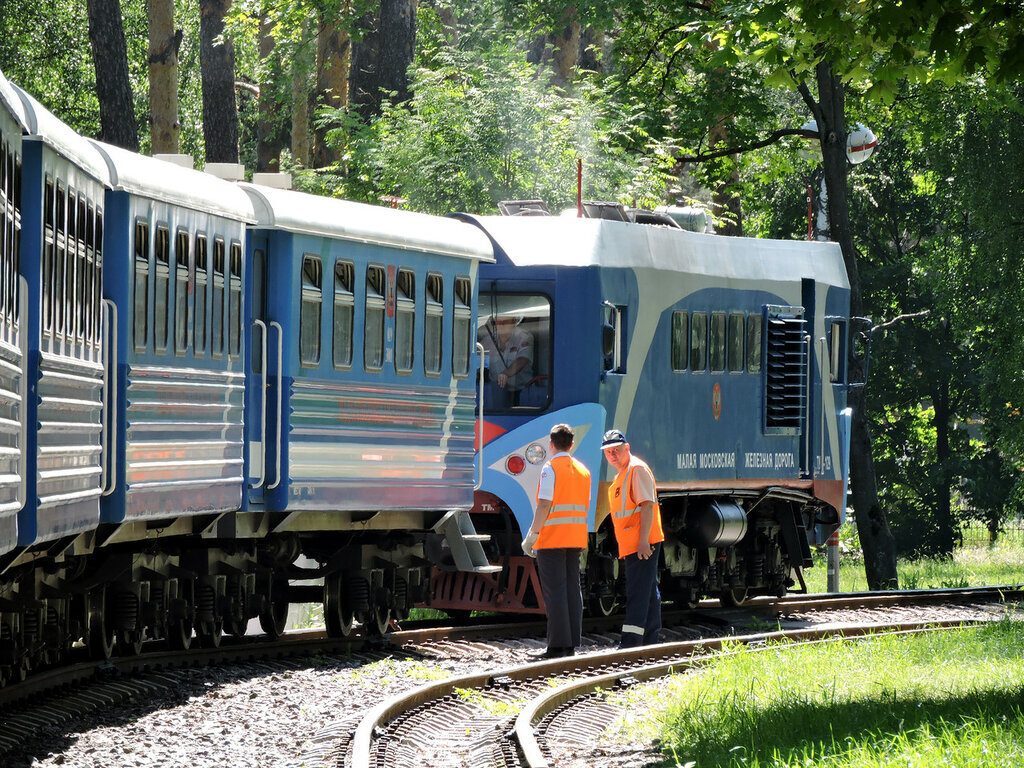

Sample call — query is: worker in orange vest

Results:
[522,423,591,659]
[601,428,665,648]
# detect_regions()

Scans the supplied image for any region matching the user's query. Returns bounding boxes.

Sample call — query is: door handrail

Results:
[266,321,284,490]
[250,319,268,488]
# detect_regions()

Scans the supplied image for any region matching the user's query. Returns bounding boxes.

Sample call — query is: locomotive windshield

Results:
[478,292,551,412]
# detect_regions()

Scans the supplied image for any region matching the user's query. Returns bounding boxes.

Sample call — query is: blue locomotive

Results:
[0,66,854,678]
[434,206,853,615]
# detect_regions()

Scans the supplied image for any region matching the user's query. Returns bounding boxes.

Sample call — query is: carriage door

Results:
[246,237,270,506]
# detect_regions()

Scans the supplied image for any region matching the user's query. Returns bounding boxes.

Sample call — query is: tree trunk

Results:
[86,0,139,151]
[349,10,380,122]
[550,8,580,86]
[313,11,352,167]
[147,0,180,154]
[708,118,742,236]
[931,324,956,555]
[256,13,287,172]
[291,21,312,169]
[579,27,605,73]
[814,60,898,589]
[378,0,417,105]
[199,0,239,163]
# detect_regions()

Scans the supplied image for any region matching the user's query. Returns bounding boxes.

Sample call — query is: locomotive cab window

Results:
[395,268,415,374]
[478,291,550,412]
[671,310,688,371]
[425,273,443,376]
[300,255,322,367]
[602,303,625,374]
[333,260,354,370]
[364,264,386,371]
[829,320,847,383]
[453,276,472,378]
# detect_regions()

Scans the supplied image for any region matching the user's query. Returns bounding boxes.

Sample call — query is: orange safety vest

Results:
[534,455,591,550]
[608,456,665,558]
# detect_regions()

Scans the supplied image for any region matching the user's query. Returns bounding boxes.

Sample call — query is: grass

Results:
[615,618,1024,767]
[801,522,1024,593]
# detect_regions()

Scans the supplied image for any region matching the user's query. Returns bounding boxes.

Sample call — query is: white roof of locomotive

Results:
[10,83,111,186]
[239,183,494,262]
[88,140,256,223]
[469,215,850,289]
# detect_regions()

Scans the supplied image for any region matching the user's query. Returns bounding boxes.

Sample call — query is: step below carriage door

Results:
[763,304,810,477]
[247,237,270,505]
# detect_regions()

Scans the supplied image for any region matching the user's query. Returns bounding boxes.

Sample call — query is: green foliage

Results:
[304,42,673,213]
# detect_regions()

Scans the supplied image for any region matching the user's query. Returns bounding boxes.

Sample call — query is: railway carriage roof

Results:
[10,84,110,186]
[0,69,28,131]
[466,215,850,289]
[240,183,494,262]
[88,140,256,223]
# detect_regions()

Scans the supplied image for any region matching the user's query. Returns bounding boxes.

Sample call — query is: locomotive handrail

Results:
[267,321,284,491]
[475,341,484,490]
[818,336,828,476]
[803,333,812,476]
[101,298,118,496]
[16,277,28,509]
[250,319,268,488]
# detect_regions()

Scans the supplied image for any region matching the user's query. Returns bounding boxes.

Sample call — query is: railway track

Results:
[3,586,1022,765]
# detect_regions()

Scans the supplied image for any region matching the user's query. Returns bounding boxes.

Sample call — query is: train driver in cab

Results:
[478,311,533,408]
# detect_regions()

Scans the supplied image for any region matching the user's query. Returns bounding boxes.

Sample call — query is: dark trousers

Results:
[535,548,583,650]
[620,542,662,648]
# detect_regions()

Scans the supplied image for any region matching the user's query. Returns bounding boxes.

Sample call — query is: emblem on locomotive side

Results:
[712,381,722,420]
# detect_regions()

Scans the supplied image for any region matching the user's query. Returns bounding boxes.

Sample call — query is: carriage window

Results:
[333,260,354,369]
[93,208,102,344]
[671,311,688,371]
[478,291,550,412]
[710,312,726,372]
[194,235,208,355]
[425,273,443,376]
[453,276,472,377]
[728,313,745,372]
[747,314,763,373]
[364,264,386,371]
[55,183,66,339]
[829,321,845,383]
[175,230,190,354]
[66,192,78,341]
[43,178,54,337]
[212,238,225,357]
[394,268,415,374]
[76,197,88,344]
[229,242,242,358]
[154,226,170,352]
[134,220,149,351]
[690,312,707,372]
[300,255,322,366]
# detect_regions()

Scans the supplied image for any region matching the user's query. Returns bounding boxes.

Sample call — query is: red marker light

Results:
[506,455,526,475]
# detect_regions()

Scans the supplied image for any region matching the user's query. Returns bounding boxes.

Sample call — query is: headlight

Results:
[525,443,547,464]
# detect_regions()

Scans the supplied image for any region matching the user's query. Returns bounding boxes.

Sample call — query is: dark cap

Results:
[601,429,627,449]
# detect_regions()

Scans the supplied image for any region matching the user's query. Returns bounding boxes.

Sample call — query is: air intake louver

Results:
[765,314,807,431]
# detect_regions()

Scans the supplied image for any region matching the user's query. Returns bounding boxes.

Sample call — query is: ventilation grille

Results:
[764,313,807,431]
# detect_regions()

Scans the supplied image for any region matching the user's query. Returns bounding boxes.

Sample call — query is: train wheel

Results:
[88,588,116,660]
[116,629,143,656]
[370,604,392,636]
[719,586,749,607]
[259,578,289,639]
[168,617,193,651]
[224,579,248,637]
[323,573,354,638]
[196,619,223,648]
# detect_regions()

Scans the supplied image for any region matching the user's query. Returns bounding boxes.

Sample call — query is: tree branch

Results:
[869,310,931,336]
[675,127,818,163]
